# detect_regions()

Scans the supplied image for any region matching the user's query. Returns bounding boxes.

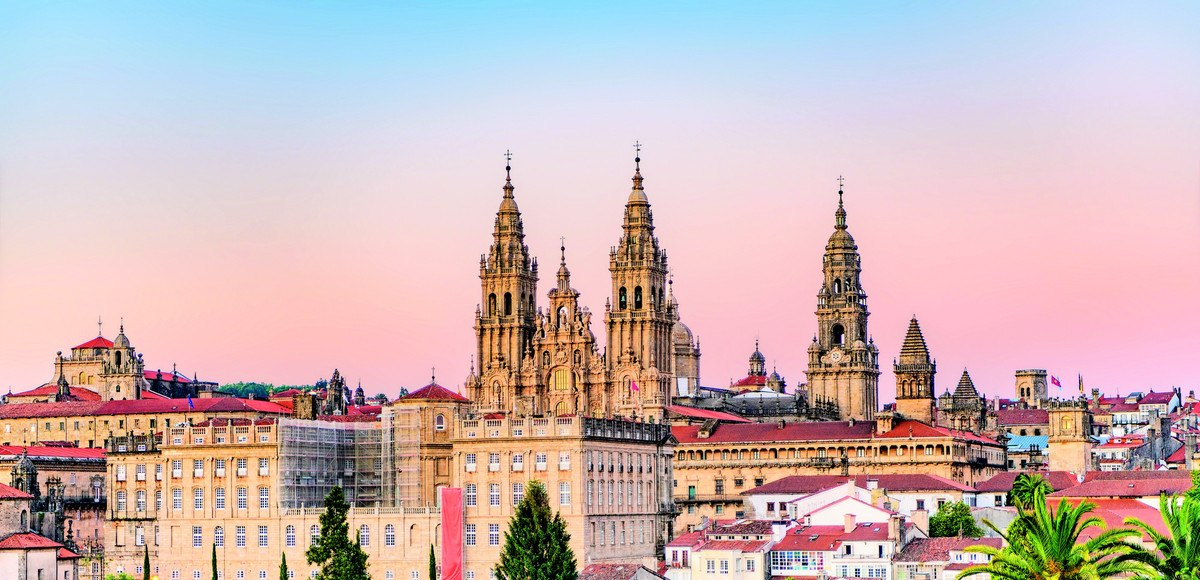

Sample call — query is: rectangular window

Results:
[720,560,729,574]
[489,484,500,507]
[216,488,226,509]
[235,526,246,548]
[117,491,127,511]
[488,524,500,546]
[237,458,248,476]
[488,453,500,471]
[465,453,477,471]
[172,460,182,478]
[706,561,715,573]
[714,479,725,495]
[258,526,268,547]
[465,484,477,507]
[559,451,570,470]
[465,524,476,547]
[194,488,204,510]
[512,482,524,505]
[216,459,226,476]
[194,459,204,477]
[259,458,269,476]
[559,482,571,505]
[259,487,270,509]
[192,526,203,548]
[156,464,163,480]
[136,464,146,481]
[172,489,182,510]
[237,488,248,509]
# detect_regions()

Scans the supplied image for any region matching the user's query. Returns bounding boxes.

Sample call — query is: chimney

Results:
[843,513,857,534]
[777,420,786,430]
[1187,433,1198,471]
[911,508,929,536]
[888,514,903,542]
[866,478,879,491]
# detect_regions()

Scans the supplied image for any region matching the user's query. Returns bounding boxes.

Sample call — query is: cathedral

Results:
[464,154,701,421]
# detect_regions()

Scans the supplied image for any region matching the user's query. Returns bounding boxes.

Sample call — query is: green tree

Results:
[429,544,437,580]
[280,552,289,580]
[929,501,984,538]
[1126,492,1200,580]
[143,545,150,580]
[105,574,135,580]
[496,480,577,580]
[212,543,218,580]
[306,486,370,580]
[959,486,1153,580]
[1009,473,1054,510]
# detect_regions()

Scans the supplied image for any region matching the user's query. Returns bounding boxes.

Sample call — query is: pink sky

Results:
[1,3,1197,402]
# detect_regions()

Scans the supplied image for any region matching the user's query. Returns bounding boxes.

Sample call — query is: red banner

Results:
[440,487,464,580]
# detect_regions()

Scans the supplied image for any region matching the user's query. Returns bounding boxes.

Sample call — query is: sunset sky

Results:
[1,2,1197,402]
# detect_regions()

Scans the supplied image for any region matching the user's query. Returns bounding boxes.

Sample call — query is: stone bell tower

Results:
[605,149,675,420]
[1048,398,1092,475]
[468,154,539,414]
[804,179,880,421]
[894,317,936,425]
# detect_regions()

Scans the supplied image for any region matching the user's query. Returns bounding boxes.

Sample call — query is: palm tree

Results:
[958,486,1153,580]
[1009,473,1053,509]
[1126,493,1200,580]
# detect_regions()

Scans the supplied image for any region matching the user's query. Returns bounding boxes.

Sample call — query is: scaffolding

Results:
[382,407,421,506]
[278,418,385,508]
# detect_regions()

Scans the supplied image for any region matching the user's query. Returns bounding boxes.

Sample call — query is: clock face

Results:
[829,350,844,363]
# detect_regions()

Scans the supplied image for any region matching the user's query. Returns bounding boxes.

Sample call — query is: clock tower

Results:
[804,180,880,421]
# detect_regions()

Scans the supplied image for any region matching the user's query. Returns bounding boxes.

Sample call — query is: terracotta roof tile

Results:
[0,482,33,500]
[696,539,771,552]
[674,420,875,444]
[746,473,974,495]
[1139,391,1175,405]
[1047,478,1192,498]
[73,336,113,350]
[0,445,105,460]
[996,409,1049,426]
[580,564,664,580]
[398,383,470,403]
[666,406,751,423]
[973,471,1079,493]
[894,537,1002,562]
[0,532,62,549]
[8,383,103,401]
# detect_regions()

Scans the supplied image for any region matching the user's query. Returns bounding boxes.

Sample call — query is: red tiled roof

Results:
[73,336,113,350]
[732,375,768,388]
[746,473,974,495]
[894,537,1002,562]
[0,482,33,500]
[399,383,470,403]
[8,383,102,401]
[140,390,168,400]
[316,414,380,423]
[1109,402,1140,413]
[793,496,894,518]
[674,420,876,444]
[1096,437,1145,449]
[1056,498,1169,541]
[0,532,62,549]
[271,388,304,399]
[666,530,705,548]
[580,564,663,580]
[711,520,776,535]
[0,445,105,460]
[770,523,888,552]
[1048,478,1192,498]
[0,396,290,420]
[697,539,771,552]
[973,471,1079,493]
[58,547,81,559]
[996,408,1049,426]
[667,406,751,423]
[876,420,999,445]
[1140,391,1175,405]
[1083,470,1194,482]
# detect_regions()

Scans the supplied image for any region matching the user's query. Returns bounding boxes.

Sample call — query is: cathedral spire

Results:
[835,175,847,230]
[556,237,572,292]
[629,142,647,203]
[500,149,517,210]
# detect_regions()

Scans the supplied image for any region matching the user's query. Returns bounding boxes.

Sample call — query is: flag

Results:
[1050,376,1062,390]
[186,393,195,410]
[630,381,639,392]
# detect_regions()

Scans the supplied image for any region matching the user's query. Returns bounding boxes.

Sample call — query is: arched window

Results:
[832,279,842,294]
[359,524,370,546]
[658,288,665,307]
[503,292,513,316]
[215,526,224,547]
[557,306,568,327]
[618,287,627,310]
[285,525,296,547]
[20,510,27,530]
[385,524,396,547]
[488,294,497,316]
[435,414,445,431]
[831,324,845,346]
[542,351,550,367]
[634,286,643,309]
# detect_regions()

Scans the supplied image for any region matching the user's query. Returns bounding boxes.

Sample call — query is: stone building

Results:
[893,318,935,426]
[804,185,880,421]
[936,370,986,433]
[466,157,701,421]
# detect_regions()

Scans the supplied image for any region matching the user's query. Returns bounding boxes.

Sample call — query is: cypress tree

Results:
[280,552,288,580]
[306,486,370,580]
[496,480,578,580]
[211,543,218,580]
[143,544,150,580]
[428,544,437,580]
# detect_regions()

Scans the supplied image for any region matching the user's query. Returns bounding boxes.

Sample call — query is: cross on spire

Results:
[97,316,103,337]
[504,149,512,180]
[431,367,436,384]
[634,141,642,168]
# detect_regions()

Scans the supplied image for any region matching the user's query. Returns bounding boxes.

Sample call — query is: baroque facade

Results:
[466,157,701,421]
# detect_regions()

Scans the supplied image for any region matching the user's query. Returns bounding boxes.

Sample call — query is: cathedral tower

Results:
[99,324,143,401]
[1015,369,1048,409]
[805,181,880,420]
[605,152,674,419]
[1048,399,1092,474]
[894,317,936,425]
[469,158,539,412]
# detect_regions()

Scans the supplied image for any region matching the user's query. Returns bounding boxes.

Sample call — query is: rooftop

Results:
[746,473,975,495]
[894,537,1003,562]
[973,471,1079,493]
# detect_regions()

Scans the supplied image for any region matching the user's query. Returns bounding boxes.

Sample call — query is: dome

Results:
[825,228,857,251]
[749,349,765,365]
[499,195,518,212]
[672,321,694,345]
[113,331,130,349]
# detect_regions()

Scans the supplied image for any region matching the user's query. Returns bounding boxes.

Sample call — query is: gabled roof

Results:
[0,482,33,500]
[1082,470,1194,483]
[875,420,999,444]
[770,523,889,552]
[666,405,750,423]
[1047,478,1192,498]
[1140,391,1175,405]
[1109,402,1140,413]
[666,529,705,548]
[897,317,931,363]
[0,532,62,549]
[732,375,768,388]
[73,336,113,350]
[0,396,290,420]
[894,537,1003,562]
[58,547,81,559]
[580,563,664,580]
[144,370,191,383]
[0,445,105,461]
[398,383,470,403]
[696,539,771,552]
[8,383,102,401]
[973,471,1078,493]
[996,408,1049,426]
